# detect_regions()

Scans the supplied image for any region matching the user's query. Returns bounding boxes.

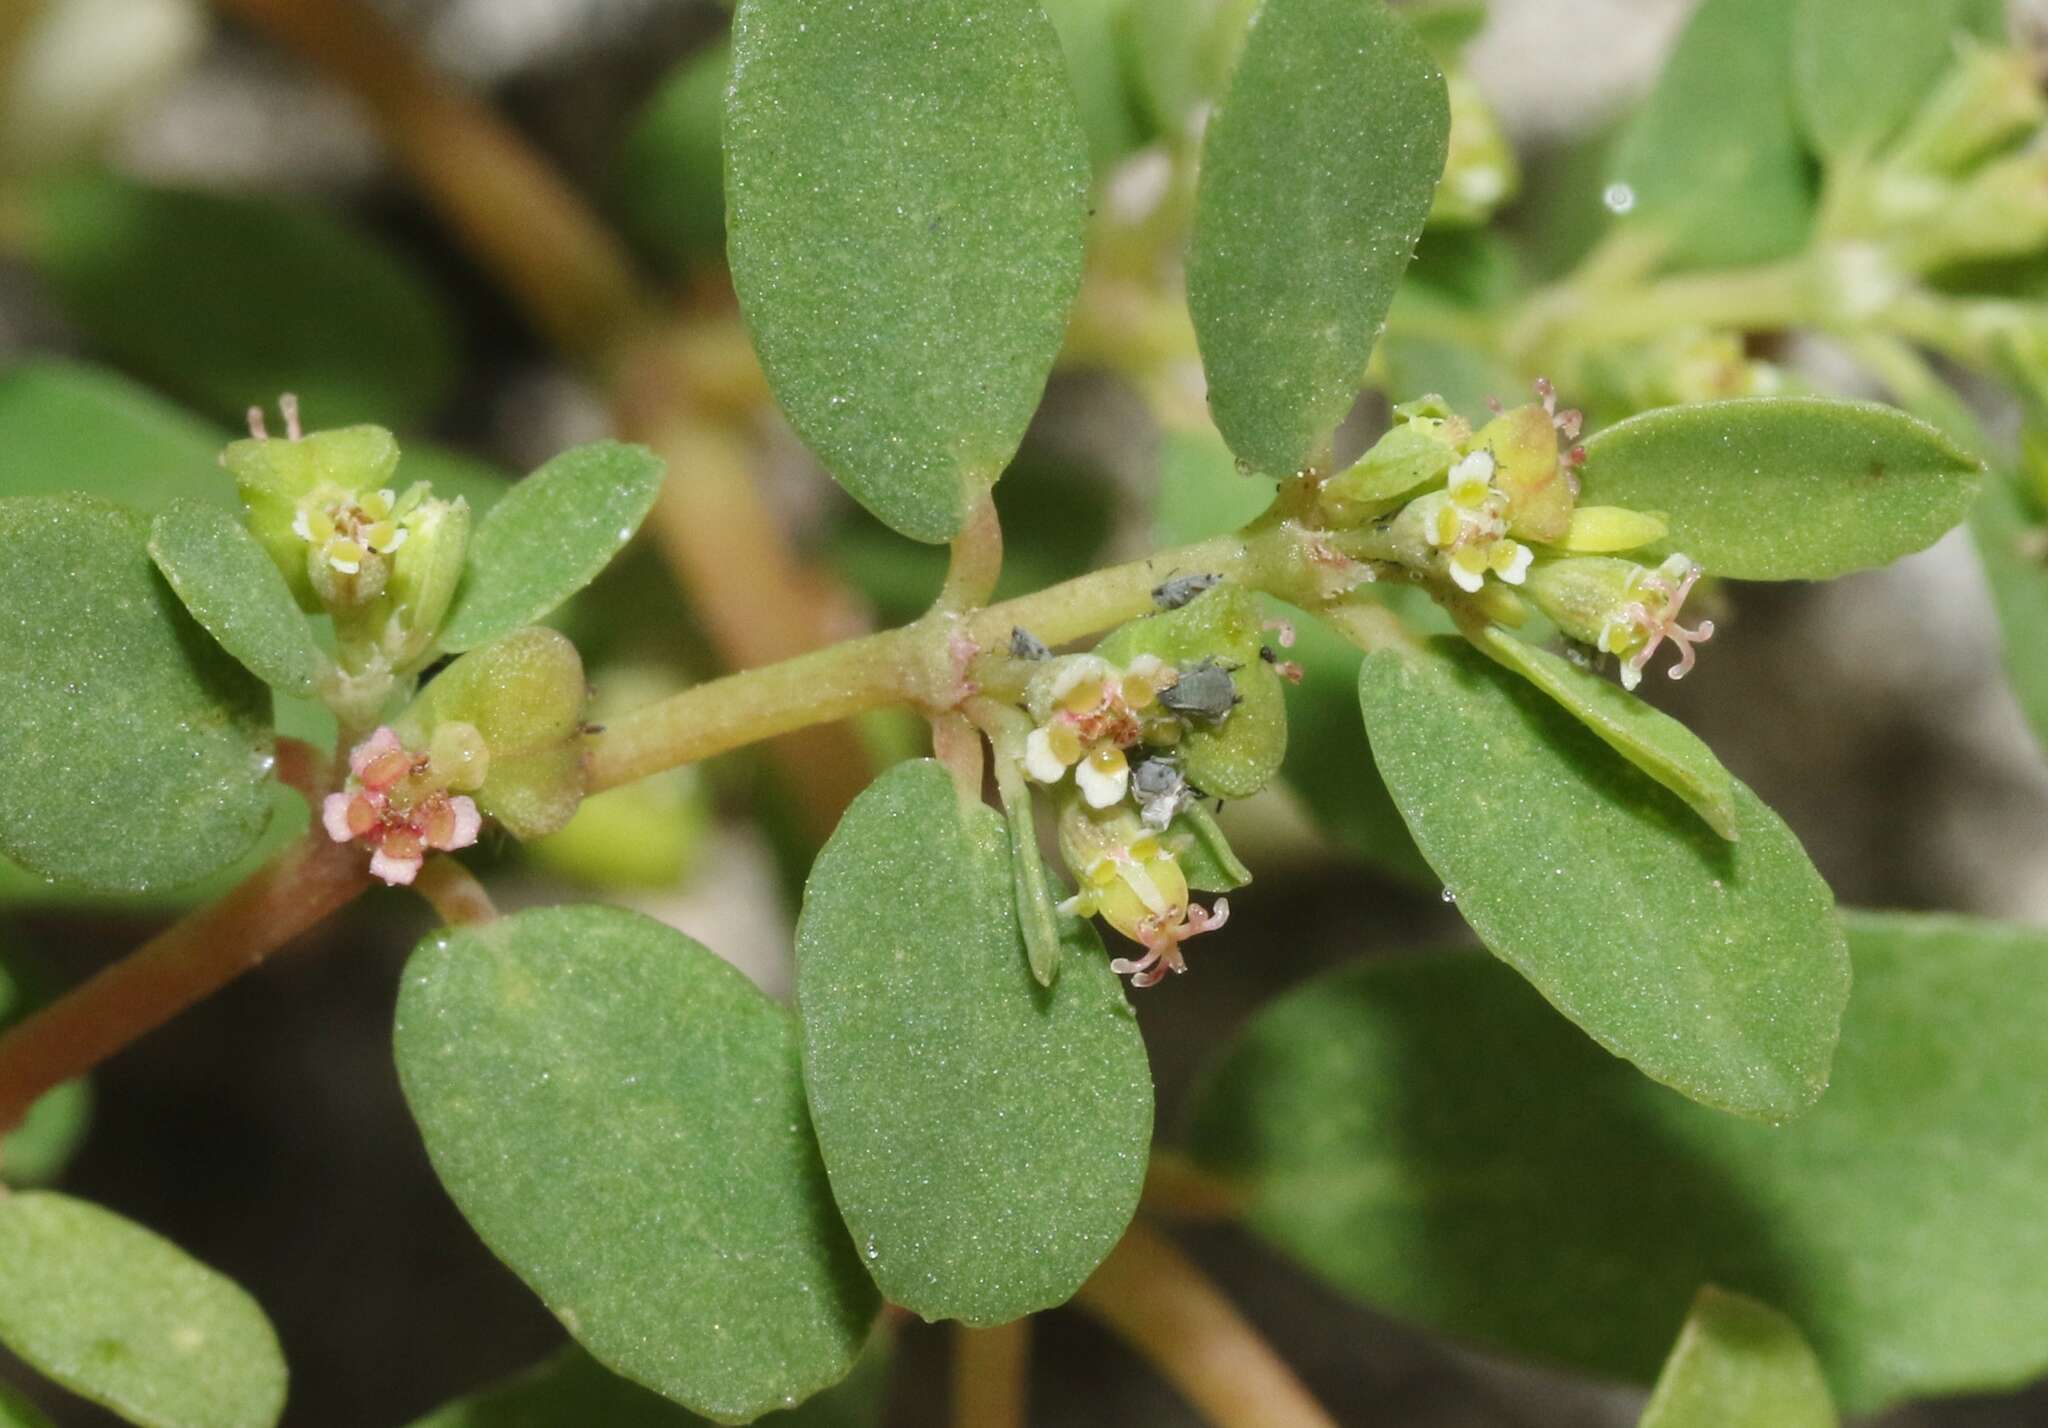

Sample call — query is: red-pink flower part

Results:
[1108,898,1231,989]
[321,726,481,886]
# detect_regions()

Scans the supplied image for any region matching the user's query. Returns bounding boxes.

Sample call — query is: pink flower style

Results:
[322,727,481,885]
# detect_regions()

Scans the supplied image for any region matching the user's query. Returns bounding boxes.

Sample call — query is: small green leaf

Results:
[0,361,228,512]
[1640,1288,1837,1428]
[613,41,731,272]
[0,1191,287,1428]
[405,1337,889,1428]
[1188,0,1449,475]
[438,442,665,655]
[1576,398,1982,580]
[0,496,273,893]
[1464,622,1738,839]
[1972,464,2048,755]
[395,905,878,1424]
[726,0,1089,543]
[1402,0,1487,57]
[1186,912,2048,1414]
[794,760,1151,1325]
[1094,583,1287,799]
[1608,0,1813,270]
[20,172,456,428]
[1791,0,2007,161]
[1358,638,1846,1118]
[148,500,327,697]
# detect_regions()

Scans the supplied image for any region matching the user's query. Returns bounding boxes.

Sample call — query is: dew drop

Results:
[1603,182,1636,215]
[1440,888,1457,904]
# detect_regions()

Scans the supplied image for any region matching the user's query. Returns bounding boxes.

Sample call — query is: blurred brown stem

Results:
[0,832,371,1136]
[953,1319,1030,1428]
[1076,1221,1339,1428]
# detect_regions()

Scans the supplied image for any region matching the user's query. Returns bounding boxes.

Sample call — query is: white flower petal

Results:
[1496,542,1533,585]
[1447,449,1495,500]
[369,847,422,885]
[321,793,356,843]
[1447,558,1485,594]
[1076,756,1129,809]
[1023,727,1068,784]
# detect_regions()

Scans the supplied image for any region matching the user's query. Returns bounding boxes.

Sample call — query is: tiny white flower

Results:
[1075,748,1130,808]
[1494,541,1533,585]
[1024,726,1068,784]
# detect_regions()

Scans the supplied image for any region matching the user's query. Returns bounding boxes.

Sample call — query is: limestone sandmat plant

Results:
[0,0,2045,1424]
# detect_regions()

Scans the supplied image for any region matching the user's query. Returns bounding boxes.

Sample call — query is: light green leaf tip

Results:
[149,500,328,698]
[1577,397,1982,581]
[438,441,664,654]
[1357,637,1846,1119]
[0,495,274,894]
[0,1191,287,1428]
[726,0,1089,543]
[395,904,877,1424]
[1188,0,1450,476]
[1640,1287,1837,1428]
[795,760,1152,1325]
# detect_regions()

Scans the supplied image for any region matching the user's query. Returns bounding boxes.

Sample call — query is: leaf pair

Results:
[1187,912,2048,1416]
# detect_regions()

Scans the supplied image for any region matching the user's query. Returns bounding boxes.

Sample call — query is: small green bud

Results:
[1429,69,1519,227]
[1552,505,1669,554]
[396,627,589,840]
[1889,40,2047,177]
[1053,794,1227,989]
[1524,552,1715,691]
[1471,384,1580,544]
[1322,408,1469,526]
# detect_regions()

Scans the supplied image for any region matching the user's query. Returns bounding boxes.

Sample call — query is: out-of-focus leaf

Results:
[0,1191,287,1428]
[1639,1287,1837,1428]
[438,442,664,654]
[1576,398,1981,580]
[613,40,729,270]
[1358,638,1846,1118]
[20,172,456,428]
[1608,0,1813,270]
[0,496,272,893]
[1972,464,2048,755]
[1043,0,1148,174]
[726,0,1088,542]
[794,760,1150,1325]
[0,1382,54,1428]
[0,360,227,512]
[1117,0,1255,141]
[1791,0,2008,161]
[1151,426,1271,548]
[0,954,89,1186]
[395,905,878,1423]
[1187,912,2048,1415]
[1189,0,1448,476]
[148,500,325,697]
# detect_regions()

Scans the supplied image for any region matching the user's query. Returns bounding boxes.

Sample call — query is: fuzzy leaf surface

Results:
[148,500,325,697]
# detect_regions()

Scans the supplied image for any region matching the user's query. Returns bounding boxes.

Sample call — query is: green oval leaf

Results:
[0,1191,287,1428]
[614,41,731,272]
[1576,398,1982,580]
[1464,622,1738,839]
[148,500,327,697]
[726,0,1089,542]
[1791,0,2007,161]
[1972,464,2048,755]
[438,442,665,655]
[0,496,273,893]
[1358,638,1846,1118]
[1188,0,1448,476]
[20,173,456,428]
[1607,0,1813,271]
[0,1384,54,1428]
[405,1340,889,1428]
[1640,1288,1837,1428]
[794,760,1151,1325]
[0,361,228,512]
[1187,911,2048,1414]
[395,905,877,1423]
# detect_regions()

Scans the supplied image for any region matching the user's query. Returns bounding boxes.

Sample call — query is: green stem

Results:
[1509,254,1824,369]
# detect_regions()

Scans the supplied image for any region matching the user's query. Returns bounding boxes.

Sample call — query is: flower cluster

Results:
[322,726,484,886]
[1021,653,1177,808]
[1418,449,1534,594]
[1524,552,1716,690]
[1057,801,1229,989]
[291,482,430,606]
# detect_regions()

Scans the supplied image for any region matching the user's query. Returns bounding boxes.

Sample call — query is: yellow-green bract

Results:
[1639,1288,1837,1428]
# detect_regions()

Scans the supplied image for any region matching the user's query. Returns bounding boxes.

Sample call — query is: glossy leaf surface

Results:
[1608,0,1812,270]
[438,442,665,655]
[148,500,325,697]
[795,760,1150,1325]
[1188,0,1448,475]
[21,173,455,427]
[0,496,273,893]
[1188,912,2048,1414]
[0,1192,287,1428]
[1577,398,1980,580]
[726,0,1088,542]
[395,905,877,1423]
[1357,638,1846,1118]
[1639,1288,1836,1428]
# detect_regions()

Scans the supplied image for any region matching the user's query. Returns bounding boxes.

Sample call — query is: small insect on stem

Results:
[1152,573,1223,610]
